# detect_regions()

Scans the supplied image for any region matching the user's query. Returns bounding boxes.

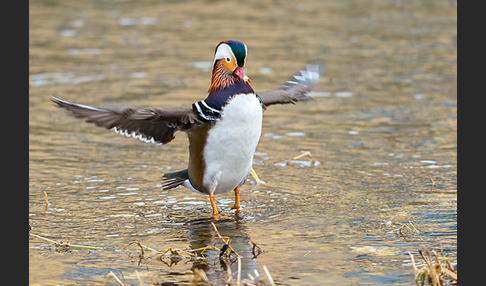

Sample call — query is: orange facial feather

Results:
[208,59,238,92]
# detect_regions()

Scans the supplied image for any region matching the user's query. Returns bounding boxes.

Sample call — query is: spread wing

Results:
[51,96,198,145]
[257,64,321,108]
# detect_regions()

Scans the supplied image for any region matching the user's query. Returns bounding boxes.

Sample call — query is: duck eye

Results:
[225,57,231,63]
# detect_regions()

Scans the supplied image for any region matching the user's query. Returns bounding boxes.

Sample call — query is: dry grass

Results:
[282,151,315,165]
[29,227,104,251]
[101,258,276,286]
[31,222,274,285]
[387,220,421,239]
[409,247,457,286]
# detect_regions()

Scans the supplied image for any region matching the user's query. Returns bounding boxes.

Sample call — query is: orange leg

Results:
[231,187,250,215]
[209,194,227,220]
[231,187,241,210]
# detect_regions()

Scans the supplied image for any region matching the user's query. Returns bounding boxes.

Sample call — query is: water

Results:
[29,0,456,285]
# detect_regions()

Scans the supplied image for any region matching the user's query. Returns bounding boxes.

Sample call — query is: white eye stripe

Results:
[213,43,236,67]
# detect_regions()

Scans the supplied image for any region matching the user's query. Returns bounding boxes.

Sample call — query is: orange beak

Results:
[234,67,250,82]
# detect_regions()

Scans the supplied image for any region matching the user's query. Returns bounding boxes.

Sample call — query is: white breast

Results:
[203,93,263,194]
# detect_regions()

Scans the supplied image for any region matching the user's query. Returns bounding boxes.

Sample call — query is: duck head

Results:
[209,40,252,92]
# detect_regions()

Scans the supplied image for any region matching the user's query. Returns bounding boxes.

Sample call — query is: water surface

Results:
[29,0,456,285]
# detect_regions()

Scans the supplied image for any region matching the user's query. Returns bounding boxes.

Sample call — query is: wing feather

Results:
[51,96,197,145]
[257,64,321,107]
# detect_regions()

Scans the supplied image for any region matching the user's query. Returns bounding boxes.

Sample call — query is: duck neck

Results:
[205,62,254,110]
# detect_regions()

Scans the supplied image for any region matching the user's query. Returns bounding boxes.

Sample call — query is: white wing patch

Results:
[112,127,162,145]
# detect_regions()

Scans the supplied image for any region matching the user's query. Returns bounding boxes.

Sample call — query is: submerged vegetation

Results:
[31,222,273,285]
[30,219,456,285]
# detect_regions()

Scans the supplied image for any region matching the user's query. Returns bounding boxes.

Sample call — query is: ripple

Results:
[118,192,138,196]
[59,29,77,37]
[99,195,117,200]
[420,160,437,164]
[188,61,212,72]
[29,72,105,87]
[153,198,178,204]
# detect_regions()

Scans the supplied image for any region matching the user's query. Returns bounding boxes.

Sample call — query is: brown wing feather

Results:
[257,85,312,107]
[51,96,197,144]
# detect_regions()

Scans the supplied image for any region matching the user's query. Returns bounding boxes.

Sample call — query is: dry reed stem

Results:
[102,270,144,286]
[409,247,457,286]
[210,221,239,257]
[191,268,210,285]
[103,271,125,286]
[263,265,275,286]
[30,232,112,250]
[43,191,49,205]
[279,150,315,166]
[30,233,67,246]
[250,167,262,184]
[155,222,241,264]
[388,220,421,238]
[123,239,159,253]
[250,151,316,185]
[31,222,268,285]
[236,256,242,285]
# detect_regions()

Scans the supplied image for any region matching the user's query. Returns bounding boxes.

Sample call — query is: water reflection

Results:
[183,218,258,283]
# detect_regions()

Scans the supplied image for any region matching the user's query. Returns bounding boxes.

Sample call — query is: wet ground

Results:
[29,0,456,285]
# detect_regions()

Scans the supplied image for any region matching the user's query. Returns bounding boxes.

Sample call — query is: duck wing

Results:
[257,64,321,108]
[51,96,198,145]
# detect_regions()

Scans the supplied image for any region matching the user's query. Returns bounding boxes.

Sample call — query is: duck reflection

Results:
[161,216,259,283]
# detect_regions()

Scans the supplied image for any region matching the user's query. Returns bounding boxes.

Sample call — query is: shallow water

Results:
[29,0,456,285]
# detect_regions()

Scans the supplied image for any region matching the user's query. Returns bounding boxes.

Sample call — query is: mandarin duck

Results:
[52,40,320,220]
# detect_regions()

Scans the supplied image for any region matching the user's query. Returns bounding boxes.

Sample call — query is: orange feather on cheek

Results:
[208,60,238,92]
